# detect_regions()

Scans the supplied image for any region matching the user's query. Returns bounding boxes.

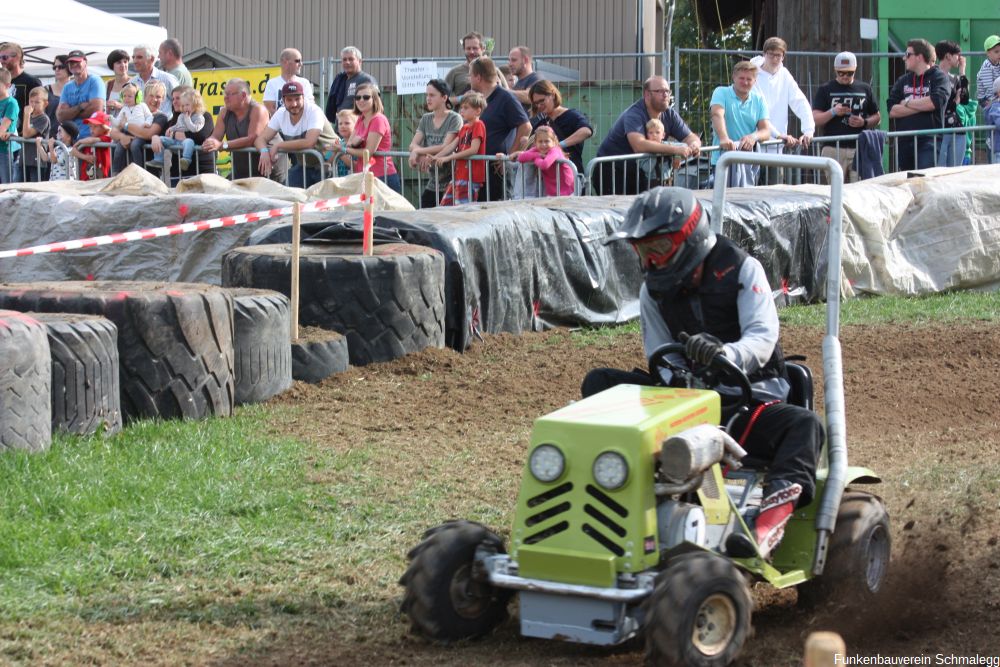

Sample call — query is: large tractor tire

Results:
[797,491,890,609]
[0,282,234,422]
[0,310,51,452]
[227,288,293,404]
[291,328,349,384]
[29,312,122,436]
[222,242,446,366]
[643,552,752,667]
[399,520,513,642]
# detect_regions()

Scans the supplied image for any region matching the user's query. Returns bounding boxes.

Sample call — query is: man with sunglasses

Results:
[0,43,42,116]
[263,48,314,115]
[811,51,880,182]
[582,187,823,559]
[56,50,106,140]
[887,38,951,171]
[594,75,701,195]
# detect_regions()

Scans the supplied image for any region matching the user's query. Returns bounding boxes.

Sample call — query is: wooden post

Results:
[290,202,301,341]
[804,631,846,667]
[362,149,375,256]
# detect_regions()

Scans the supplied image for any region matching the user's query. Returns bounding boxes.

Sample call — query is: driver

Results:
[582,187,823,559]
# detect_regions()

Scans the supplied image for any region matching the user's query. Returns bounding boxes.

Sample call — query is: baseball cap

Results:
[834,51,857,70]
[66,49,88,62]
[83,110,112,129]
[280,81,304,97]
[985,35,1000,51]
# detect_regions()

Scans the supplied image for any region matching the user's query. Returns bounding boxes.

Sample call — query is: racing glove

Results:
[684,332,724,366]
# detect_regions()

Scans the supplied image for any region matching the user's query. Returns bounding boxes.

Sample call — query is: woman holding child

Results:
[344,82,401,193]
[526,79,593,174]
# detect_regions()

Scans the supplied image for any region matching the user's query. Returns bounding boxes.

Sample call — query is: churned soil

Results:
[254,321,1000,665]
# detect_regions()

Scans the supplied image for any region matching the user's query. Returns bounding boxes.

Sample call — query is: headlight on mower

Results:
[529,444,565,483]
[593,451,629,490]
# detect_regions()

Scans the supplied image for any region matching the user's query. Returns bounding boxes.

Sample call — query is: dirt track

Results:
[261,321,1000,666]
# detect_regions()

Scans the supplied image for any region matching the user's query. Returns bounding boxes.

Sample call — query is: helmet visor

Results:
[631,233,683,270]
[629,201,702,271]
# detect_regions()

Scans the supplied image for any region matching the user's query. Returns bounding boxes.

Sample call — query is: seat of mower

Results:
[785,362,813,411]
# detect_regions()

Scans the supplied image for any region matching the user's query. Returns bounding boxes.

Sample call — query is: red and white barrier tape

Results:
[0,194,366,259]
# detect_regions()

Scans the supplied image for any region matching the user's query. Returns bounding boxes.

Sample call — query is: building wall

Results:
[159,0,663,83]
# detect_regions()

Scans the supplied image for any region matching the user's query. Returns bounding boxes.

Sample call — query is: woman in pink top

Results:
[344,82,400,193]
[516,126,574,196]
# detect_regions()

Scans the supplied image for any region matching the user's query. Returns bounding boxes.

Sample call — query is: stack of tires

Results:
[222,242,447,366]
[0,282,236,425]
[0,311,52,452]
[0,258,430,452]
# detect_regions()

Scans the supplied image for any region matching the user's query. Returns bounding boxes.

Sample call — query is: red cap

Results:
[83,111,112,129]
[280,81,304,97]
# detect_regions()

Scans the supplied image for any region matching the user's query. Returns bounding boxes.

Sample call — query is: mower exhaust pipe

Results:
[713,152,849,576]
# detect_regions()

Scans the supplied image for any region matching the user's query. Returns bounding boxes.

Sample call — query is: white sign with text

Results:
[395,61,438,95]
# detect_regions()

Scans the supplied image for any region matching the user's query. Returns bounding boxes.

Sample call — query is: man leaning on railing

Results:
[593,75,701,195]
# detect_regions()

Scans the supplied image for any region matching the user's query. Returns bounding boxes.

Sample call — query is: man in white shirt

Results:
[130,44,179,117]
[750,37,814,183]
[263,48,314,115]
[254,81,328,188]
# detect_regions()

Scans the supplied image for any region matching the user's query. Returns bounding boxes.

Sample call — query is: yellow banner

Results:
[191,66,282,116]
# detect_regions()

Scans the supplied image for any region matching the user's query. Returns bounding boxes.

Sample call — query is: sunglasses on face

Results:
[0,55,13,61]
[355,94,373,101]
[53,64,67,70]
[836,70,856,77]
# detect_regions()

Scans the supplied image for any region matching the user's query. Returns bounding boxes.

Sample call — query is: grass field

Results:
[2,290,998,664]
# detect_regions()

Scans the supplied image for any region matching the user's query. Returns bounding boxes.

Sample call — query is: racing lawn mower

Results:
[400,153,890,666]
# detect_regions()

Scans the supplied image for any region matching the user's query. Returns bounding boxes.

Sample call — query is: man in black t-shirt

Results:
[0,43,42,117]
[811,51,880,182]
[887,38,952,171]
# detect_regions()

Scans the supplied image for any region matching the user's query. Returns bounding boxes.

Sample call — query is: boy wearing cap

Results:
[977,35,1000,109]
[72,111,113,180]
[254,81,331,188]
[811,51,881,182]
[56,50,106,140]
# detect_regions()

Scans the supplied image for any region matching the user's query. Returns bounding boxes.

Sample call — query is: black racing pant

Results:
[581,367,823,506]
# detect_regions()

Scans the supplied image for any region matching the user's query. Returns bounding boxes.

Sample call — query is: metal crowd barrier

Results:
[584,139,788,195]
[0,136,328,189]
[583,126,999,194]
[6,126,994,194]
[372,150,581,207]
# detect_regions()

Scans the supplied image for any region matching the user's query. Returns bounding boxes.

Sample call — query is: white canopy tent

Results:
[2,0,168,78]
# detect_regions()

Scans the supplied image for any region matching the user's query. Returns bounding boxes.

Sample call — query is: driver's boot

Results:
[754,482,802,559]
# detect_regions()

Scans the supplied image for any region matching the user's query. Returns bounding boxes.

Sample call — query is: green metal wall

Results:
[877,0,1000,113]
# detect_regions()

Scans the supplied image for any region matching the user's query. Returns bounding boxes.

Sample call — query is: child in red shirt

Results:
[73,111,113,180]
[434,92,487,205]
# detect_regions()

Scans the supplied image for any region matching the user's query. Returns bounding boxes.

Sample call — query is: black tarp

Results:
[247,190,832,351]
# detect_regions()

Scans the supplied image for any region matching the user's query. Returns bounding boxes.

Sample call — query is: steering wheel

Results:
[647,340,754,416]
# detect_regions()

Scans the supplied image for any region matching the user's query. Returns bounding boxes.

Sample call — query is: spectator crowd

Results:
[1,31,997,199]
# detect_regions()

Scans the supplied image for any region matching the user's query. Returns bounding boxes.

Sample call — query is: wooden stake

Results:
[804,631,846,667]
[290,201,301,341]
[362,149,375,256]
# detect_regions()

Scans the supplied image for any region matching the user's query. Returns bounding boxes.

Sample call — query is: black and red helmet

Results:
[606,187,716,288]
